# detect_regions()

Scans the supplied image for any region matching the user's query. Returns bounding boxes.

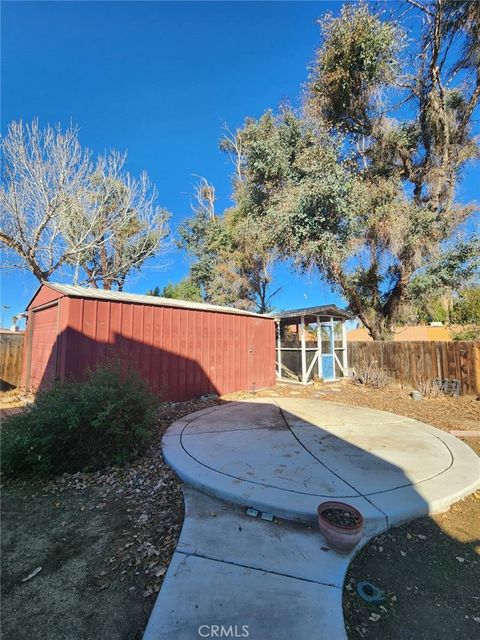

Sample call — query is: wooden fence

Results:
[0,331,24,390]
[348,340,480,396]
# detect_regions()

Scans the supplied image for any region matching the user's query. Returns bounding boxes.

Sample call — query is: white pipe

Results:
[342,320,348,376]
[330,316,335,380]
[300,315,307,384]
[316,314,322,379]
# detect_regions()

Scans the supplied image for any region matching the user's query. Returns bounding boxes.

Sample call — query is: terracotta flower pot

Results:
[317,501,364,554]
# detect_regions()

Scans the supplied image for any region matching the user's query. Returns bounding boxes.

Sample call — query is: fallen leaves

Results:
[10,398,220,605]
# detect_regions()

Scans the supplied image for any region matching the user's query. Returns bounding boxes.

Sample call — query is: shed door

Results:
[29,304,59,390]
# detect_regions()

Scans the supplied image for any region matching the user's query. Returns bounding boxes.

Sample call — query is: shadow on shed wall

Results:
[26,326,270,401]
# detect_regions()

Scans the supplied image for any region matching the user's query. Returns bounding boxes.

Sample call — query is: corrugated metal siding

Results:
[59,298,275,400]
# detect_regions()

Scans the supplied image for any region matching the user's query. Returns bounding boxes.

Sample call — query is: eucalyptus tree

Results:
[178,176,279,313]
[232,1,479,339]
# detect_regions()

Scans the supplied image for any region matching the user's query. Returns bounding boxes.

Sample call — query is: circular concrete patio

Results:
[162,398,480,535]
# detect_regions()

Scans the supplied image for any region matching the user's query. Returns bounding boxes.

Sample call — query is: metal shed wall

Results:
[23,286,275,400]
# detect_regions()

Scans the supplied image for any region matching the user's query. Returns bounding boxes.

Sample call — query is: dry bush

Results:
[351,360,389,388]
[415,377,442,398]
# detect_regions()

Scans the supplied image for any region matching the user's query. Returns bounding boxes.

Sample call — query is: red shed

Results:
[22,282,275,401]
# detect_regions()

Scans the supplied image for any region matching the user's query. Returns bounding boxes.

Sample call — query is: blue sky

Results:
[1,1,478,325]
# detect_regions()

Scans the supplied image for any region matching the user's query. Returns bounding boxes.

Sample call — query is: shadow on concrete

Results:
[145,399,480,640]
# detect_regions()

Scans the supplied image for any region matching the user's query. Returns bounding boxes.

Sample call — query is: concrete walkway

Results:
[144,399,480,640]
[144,487,352,640]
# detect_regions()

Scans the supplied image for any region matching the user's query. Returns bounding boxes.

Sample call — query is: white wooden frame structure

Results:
[274,305,351,385]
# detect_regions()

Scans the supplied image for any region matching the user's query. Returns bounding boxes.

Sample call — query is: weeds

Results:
[351,360,389,388]
[415,377,442,398]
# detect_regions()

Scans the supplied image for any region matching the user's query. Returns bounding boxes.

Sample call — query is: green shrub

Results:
[1,359,158,478]
[451,288,480,325]
[451,326,480,341]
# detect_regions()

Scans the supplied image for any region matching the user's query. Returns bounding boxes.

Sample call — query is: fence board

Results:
[348,340,480,396]
[0,331,25,390]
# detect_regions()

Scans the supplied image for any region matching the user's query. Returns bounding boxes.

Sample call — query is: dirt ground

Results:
[343,492,480,640]
[226,378,480,434]
[1,381,478,640]
[0,398,220,640]
[0,388,35,410]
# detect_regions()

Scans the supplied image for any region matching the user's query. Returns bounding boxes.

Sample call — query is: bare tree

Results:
[0,120,170,289]
[0,120,95,280]
[219,124,245,183]
[192,175,215,220]
[71,152,170,290]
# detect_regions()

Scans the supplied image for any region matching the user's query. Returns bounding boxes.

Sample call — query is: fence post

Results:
[474,342,480,396]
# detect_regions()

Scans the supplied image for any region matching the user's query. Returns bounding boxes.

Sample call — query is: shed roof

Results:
[274,305,353,321]
[28,282,269,318]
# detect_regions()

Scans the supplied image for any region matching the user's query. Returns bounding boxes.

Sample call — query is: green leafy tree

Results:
[451,287,480,325]
[413,296,451,324]
[161,277,203,302]
[178,177,279,313]
[230,1,479,339]
[451,326,480,341]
